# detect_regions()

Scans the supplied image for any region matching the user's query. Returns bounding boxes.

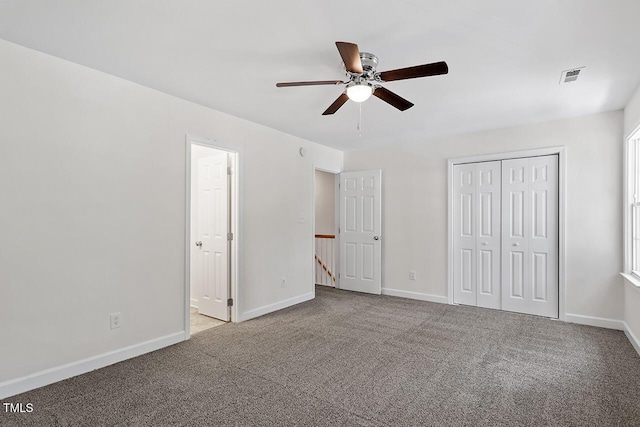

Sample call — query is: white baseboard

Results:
[381,288,448,305]
[190,298,198,308]
[0,332,184,399]
[564,313,625,330]
[239,292,314,322]
[624,321,640,356]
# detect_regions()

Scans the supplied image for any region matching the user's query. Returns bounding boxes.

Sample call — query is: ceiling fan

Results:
[276,41,448,115]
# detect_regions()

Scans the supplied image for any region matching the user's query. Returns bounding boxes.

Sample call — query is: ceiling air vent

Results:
[559,67,585,84]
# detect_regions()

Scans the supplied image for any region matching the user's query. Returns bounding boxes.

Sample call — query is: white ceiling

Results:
[1,0,639,151]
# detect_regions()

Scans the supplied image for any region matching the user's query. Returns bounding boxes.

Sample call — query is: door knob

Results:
[512,243,519,247]
[481,242,488,246]
[373,236,380,240]
[195,241,203,247]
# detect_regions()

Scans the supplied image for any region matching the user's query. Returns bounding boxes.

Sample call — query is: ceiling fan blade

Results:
[373,87,414,111]
[322,93,349,115]
[335,42,363,74]
[276,80,345,87]
[378,61,448,82]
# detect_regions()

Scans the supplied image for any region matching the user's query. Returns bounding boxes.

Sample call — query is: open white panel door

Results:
[195,152,229,321]
[501,155,558,318]
[339,170,382,294]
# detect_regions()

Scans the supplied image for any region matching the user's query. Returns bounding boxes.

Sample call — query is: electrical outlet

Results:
[110,312,122,329]
[281,278,286,288]
[297,213,305,223]
[409,271,416,281]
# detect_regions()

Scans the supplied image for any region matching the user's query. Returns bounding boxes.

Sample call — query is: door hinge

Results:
[227,298,233,307]
[227,232,233,241]
[227,166,232,175]
[338,273,340,278]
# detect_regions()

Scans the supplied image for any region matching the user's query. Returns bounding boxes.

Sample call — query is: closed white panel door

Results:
[476,162,502,309]
[501,155,558,318]
[196,152,229,321]
[453,162,501,308]
[339,170,382,294]
[453,164,477,306]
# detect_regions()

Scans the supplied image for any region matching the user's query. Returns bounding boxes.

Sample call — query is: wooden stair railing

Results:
[314,254,336,282]
[314,234,336,285]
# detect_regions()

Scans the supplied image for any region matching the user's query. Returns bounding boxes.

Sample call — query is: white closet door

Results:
[501,155,558,318]
[453,164,477,306]
[476,162,502,309]
[453,161,501,308]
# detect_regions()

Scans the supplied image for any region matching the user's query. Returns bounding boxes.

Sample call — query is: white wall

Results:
[344,110,624,321]
[0,40,342,389]
[625,84,640,137]
[624,84,640,347]
[314,170,336,236]
[624,284,640,348]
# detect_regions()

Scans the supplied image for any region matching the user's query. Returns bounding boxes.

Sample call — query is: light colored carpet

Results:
[3,286,640,426]
[190,307,226,335]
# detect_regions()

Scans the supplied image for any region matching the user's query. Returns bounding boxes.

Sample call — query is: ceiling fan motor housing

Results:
[359,52,378,73]
[346,52,379,88]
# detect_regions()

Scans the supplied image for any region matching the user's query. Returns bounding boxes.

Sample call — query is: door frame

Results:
[447,146,567,321]
[312,165,342,292]
[185,135,241,338]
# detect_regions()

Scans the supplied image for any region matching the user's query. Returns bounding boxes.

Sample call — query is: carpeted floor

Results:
[3,286,640,426]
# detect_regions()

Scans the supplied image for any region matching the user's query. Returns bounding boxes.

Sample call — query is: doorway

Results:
[314,169,338,287]
[186,136,239,336]
[313,168,383,295]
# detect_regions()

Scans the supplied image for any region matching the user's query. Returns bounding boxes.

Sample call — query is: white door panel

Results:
[453,162,501,309]
[196,152,229,321]
[460,249,474,292]
[339,170,382,294]
[453,164,477,306]
[475,161,501,309]
[501,155,558,318]
[452,156,558,318]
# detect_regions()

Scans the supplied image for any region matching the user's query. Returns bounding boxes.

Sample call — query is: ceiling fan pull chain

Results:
[357,102,363,137]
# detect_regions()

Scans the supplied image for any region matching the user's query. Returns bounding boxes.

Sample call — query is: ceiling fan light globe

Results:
[346,84,373,103]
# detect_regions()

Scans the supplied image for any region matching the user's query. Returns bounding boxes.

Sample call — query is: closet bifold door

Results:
[453,161,501,309]
[453,163,477,306]
[501,155,559,318]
